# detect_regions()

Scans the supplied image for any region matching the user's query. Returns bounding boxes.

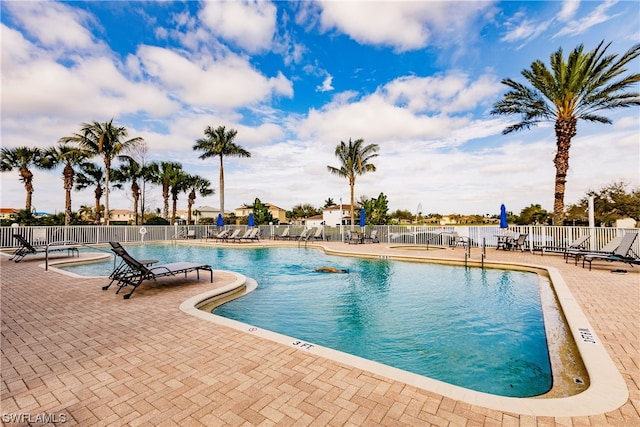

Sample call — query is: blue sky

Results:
[1,0,639,217]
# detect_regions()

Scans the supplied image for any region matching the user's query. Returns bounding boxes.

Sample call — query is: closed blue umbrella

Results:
[248,212,255,227]
[216,213,224,227]
[359,208,366,227]
[499,204,508,229]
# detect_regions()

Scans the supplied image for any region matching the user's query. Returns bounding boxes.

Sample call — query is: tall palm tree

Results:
[43,143,89,226]
[75,162,105,224]
[149,161,183,222]
[111,156,143,225]
[185,175,214,224]
[59,119,143,225]
[0,146,52,211]
[491,41,640,225]
[169,169,190,225]
[327,138,380,230]
[193,125,251,216]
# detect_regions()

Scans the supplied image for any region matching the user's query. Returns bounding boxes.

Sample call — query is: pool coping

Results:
[176,243,628,417]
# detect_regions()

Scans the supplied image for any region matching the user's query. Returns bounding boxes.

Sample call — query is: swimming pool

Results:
[63,244,563,397]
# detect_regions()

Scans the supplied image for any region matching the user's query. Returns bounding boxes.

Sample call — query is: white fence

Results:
[1,224,638,255]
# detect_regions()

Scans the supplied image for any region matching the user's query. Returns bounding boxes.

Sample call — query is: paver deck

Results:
[1,241,639,426]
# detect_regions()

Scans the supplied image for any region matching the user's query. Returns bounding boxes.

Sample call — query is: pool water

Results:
[64,244,552,397]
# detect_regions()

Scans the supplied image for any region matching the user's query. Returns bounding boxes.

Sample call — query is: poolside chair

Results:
[565,235,623,265]
[242,228,260,242]
[505,233,528,251]
[348,230,363,244]
[10,233,79,263]
[311,227,324,240]
[231,229,253,243]
[273,228,290,240]
[534,234,590,256]
[185,229,196,239]
[363,229,379,244]
[103,242,213,299]
[582,233,639,271]
[224,229,242,242]
[105,242,159,290]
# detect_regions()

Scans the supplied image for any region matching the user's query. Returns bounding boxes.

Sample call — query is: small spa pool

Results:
[61,244,580,398]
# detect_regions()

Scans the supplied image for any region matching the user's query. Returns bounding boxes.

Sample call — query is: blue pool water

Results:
[63,244,552,397]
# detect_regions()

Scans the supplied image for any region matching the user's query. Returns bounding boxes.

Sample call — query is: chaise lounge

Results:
[582,233,639,271]
[10,233,79,263]
[104,241,213,299]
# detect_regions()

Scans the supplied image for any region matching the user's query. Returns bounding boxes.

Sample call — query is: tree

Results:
[516,204,551,225]
[111,156,144,225]
[75,162,105,224]
[0,146,52,211]
[43,143,89,226]
[324,198,335,208]
[491,41,640,225]
[186,175,214,224]
[567,181,640,226]
[146,161,182,221]
[288,203,320,223]
[193,125,251,216]
[252,198,274,225]
[59,119,143,224]
[169,169,190,225]
[362,192,390,225]
[327,138,379,230]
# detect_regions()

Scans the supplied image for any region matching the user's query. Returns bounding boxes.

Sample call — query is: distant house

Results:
[193,205,221,224]
[110,209,136,223]
[305,214,324,228]
[321,204,356,226]
[235,203,288,224]
[0,208,19,222]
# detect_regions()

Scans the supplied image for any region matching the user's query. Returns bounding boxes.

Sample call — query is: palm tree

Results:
[59,119,143,225]
[43,143,89,226]
[193,125,251,216]
[169,169,191,225]
[491,40,640,225]
[0,146,52,211]
[111,156,144,225]
[149,161,183,222]
[327,138,380,230]
[75,162,105,224]
[185,175,214,224]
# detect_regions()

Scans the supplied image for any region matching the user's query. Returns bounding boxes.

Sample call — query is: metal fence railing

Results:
[1,224,638,255]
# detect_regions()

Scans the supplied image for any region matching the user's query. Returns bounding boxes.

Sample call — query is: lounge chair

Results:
[311,227,324,240]
[273,228,290,240]
[231,229,253,243]
[348,230,363,244]
[103,242,213,299]
[106,242,158,290]
[206,229,229,242]
[582,233,639,271]
[185,229,196,239]
[505,233,528,251]
[533,234,590,257]
[10,233,79,263]
[224,229,242,242]
[566,235,623,265]
[242,228,260,242]
[363,229,379,243]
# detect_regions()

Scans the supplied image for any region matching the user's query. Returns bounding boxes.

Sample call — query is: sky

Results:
[1,0,639,218]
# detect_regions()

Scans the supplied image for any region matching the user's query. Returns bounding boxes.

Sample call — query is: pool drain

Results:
[574,377,584,384]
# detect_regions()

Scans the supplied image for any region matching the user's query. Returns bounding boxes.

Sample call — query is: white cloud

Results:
[136,45,293,109]
[558,0,580,22]
[199,0,277,53]
[316,74,334,92]
[315,1,494,51]
[554,0,617,38]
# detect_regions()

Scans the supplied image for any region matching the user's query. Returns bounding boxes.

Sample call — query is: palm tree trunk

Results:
[219,155,225,216]
[104,157,111,225]
[63,165,74,226]
[349,178,355,231]
[552,118,577,225]
[131,182,140,225]
[163,184,170,220]
[21,167,34,211]
[94,185,103,225]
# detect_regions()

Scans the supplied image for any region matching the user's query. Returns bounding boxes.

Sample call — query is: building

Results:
[321,204,356,226]
[109,209,136,223]
[193,205,221,224]
[0,208,19,222]
[235,203,288,224]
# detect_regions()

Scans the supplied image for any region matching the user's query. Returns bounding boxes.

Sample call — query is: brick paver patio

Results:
[1,241,639,426]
